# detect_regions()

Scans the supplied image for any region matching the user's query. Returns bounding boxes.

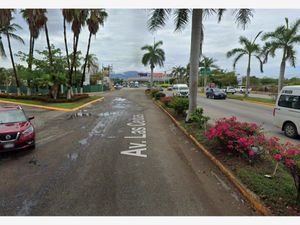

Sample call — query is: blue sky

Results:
[0,9,300,79]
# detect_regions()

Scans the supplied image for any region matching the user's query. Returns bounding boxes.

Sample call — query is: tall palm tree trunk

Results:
[27,34,33,96]
[68,34,79,99]
[245,55,251,97]
[45,23,58,99]
[81,32,92,94]
[186,9,203,122]
[6,32,20,96]
[278,51,286,94]
[45,24,53,67]
[150,65,154,88]
[63,18,70,71]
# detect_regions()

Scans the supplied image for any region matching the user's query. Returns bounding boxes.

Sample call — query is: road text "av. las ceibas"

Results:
[122,114,147,158]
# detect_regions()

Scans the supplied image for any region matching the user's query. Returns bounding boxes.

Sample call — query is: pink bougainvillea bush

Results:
[205,117,266,162]
[265,137,300,204]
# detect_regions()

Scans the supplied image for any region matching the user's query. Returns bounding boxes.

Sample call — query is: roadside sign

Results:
[199,68,212,76]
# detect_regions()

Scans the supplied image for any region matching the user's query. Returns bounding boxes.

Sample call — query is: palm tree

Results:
[148,9,253,121]
[262,18,300,93]
[227,32,264,97]
[68,9,88,99]
[199,56,219,90]
[0,10,25,96]
[81,9,107,93]
[83,53,99,74]
[171,66,186,83]
[21,9,48,95]
[141,40,165,87]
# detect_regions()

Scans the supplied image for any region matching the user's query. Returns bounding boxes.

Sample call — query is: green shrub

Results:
[145,88,151,94]
[150,89,159,98]
[154,92,166,100]
[160,96,173,106]
[169,97,189,115]
[190,108,209,128]
[0,93,89,103]
[159,84,171,88]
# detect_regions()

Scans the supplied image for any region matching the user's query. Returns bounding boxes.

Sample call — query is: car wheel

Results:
[206,94,209,98]
[283,122,298,138]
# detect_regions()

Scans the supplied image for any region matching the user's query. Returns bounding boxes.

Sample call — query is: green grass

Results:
[237,165,297,215]
[227,94,276,105]
[0,96,102,109]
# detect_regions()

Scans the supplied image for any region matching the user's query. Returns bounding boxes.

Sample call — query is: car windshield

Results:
[179,87,188,90]
[0,110,27,124]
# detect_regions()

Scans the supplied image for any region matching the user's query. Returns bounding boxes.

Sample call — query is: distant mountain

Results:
[110,71,141,79]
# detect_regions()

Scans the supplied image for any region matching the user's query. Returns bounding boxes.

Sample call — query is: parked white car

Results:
[173,84,189,97]
[235,86,252,94]
[274,85,300,138]
[222,86,236,94]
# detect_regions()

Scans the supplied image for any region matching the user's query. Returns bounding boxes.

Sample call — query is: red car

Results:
[0,105,35,152]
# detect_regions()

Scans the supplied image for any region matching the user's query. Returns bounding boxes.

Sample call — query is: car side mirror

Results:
[28,116,34,120]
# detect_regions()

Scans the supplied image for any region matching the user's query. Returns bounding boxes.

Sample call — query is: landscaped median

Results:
[0,95,104,112]
[199,91,275,107]
[226,94,275,107]
[146,88,300,216]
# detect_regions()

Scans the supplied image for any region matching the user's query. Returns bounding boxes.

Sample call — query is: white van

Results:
[274,86,300,138]
[173,84,189,97]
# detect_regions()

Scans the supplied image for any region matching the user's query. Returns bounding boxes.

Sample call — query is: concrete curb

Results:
[0,97,104,112]
[153,100,271,216]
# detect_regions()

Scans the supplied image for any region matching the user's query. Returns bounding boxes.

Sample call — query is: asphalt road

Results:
[0,89,255,216]
[164,90,299,144]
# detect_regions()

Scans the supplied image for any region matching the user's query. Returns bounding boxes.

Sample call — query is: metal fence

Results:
[0,84,109,95]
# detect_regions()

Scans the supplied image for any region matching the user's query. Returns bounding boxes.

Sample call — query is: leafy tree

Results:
[262,17,300,93]
[81,9,107,93]
[141,40,165,87]
[31,45,68,97]
[208,71,238,87]
[148,9,254,121]
[227,31,264,97]
[171,66,187,84]
[199,56,219,89]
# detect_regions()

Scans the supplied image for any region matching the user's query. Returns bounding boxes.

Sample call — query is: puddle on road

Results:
[17,199,37,216]
[112,97,130,109]
[67,152,78,161]
[28,156,41,166]
[79,138,88,145]
[68,110,92,119]
[98,111,119,117]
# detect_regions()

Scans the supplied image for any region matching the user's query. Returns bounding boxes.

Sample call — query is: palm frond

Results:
[232,52,246,69]
[232,9,254,30]
[7,32,25,44]
[173,9,190,31]
[286,46,297,67]
[216,9,226,23]
[148,9,171,31]
[239,36,251,46]
[254,55,264,73]
[290,18,300,35]
[0,37,6,58]
[227,48,247,58]
[253,31,263,44]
